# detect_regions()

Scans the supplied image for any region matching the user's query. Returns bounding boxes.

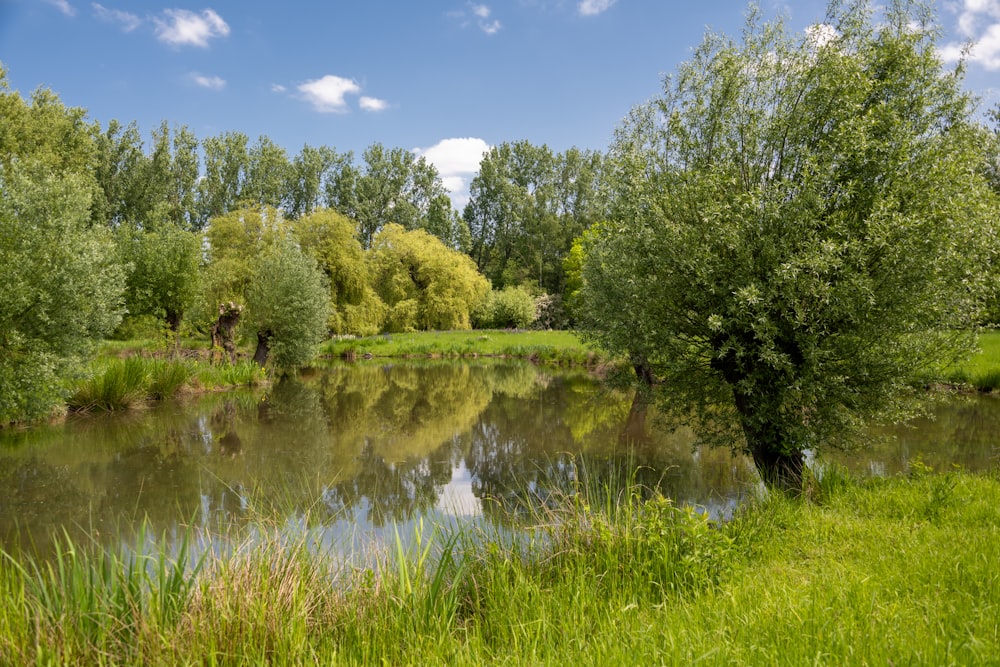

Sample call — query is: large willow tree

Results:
[581,1,999,490]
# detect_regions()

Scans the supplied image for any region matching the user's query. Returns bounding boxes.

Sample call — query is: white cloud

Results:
[805,23,838,49]
[92,3,140,31]
[414,137,491,208]
[153,8,230,48]
[271,83,287,93]
[192,73,226,90]
[480,19,502,34]
[359,96,389,112]
[297,75,362,113]
[48,0,76,17]
[578,0,616,17]
[943,0,1000,70]
[452,3,502,34]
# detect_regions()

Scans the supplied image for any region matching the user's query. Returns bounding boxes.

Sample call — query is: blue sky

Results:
[2,0,998,206]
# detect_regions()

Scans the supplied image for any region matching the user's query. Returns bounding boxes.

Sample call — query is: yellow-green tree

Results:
[369,224,490,332]
[294,209,385,335]
[202,205,288,314]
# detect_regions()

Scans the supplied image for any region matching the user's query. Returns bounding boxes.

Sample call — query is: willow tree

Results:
[244,240,329,368]
[369,224,490,332]
[294,208,385,336]
[581,1,998,490]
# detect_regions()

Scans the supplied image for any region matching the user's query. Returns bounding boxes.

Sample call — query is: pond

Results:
[2,361,998,559]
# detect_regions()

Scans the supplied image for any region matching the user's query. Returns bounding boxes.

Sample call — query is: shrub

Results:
[473,286,537,329]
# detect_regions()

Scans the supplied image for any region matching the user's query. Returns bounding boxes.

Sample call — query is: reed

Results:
[68,357,150,412]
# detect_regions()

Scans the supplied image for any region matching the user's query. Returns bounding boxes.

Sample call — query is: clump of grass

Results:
[147,358,193,400]
[195,359,267,390]
[68,357,150,412]
[69,356,259,413]
[1,525,201,665]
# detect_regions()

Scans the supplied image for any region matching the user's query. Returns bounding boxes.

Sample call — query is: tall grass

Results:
[68,357,152,412]
[195,359,268,390]
[69,357,265,413]
[2,471,999,665]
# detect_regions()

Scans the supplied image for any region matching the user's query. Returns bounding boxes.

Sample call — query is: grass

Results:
[321,329,601,366]
[944,330,1000,391]
[2,469,999,665]
[68,356,266,413]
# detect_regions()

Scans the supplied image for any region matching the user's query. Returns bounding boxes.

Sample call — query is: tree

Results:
[0,163,126,423]
[294,208,386,336]
[116,220,201,335]
[325,143,451,248]
[243,135,291,211]
[368,224,490,332]
[202,205,288,312]
[244,240,329,368]
[91,119,147,227]
[463,142,603,295]
[284,144,351,219]
[198,131,250,225]
[986,104,1000,196]
[581,1,999,490]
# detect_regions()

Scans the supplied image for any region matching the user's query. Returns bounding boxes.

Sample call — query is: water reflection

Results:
[1,362,997,558]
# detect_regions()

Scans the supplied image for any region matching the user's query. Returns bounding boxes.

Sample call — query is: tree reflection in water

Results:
[2,362,996,558]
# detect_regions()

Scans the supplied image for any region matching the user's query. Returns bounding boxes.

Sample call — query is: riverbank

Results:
[944,329,1000,391]
[321,329,601,366]
[64,328,1000,416]
[2,469,998,665]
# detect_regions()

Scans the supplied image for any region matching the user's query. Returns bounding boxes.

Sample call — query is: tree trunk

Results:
[749,446,805,494]
[733,389,805,494]
[165,310,182,358]
[211,303,242,364]
[252,330,271,367]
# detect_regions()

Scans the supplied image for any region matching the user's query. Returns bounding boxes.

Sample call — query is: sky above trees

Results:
[2,0,998,207]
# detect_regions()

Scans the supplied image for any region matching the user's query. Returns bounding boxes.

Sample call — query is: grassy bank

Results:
[944,330,1000,392]
[68,354,267,413]
[2,469,998,665]
[321,329,600,365]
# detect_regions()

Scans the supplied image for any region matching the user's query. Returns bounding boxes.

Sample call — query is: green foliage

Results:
[581,1,1000,487]
[294,208,385,335]
[472,286,537,329]
[244,240,330,368]
[464,142,604,294]
[116,221,201,333]
[0,163,126,424]
[0,69,97,182]
[200,205,287,322]
[369,224,490,332]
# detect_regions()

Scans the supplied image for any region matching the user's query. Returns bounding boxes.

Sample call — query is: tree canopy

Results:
[369,224,490,332]
[580,0,999,490]
[0,163,125,423]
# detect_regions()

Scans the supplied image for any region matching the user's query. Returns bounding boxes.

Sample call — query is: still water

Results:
[2,361,998,557]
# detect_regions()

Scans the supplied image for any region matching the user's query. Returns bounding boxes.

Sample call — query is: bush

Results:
[473,286,537,329]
